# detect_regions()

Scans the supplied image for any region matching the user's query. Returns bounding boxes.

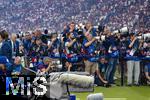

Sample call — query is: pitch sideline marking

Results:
[76,98,127,100]
[104,98,127,100]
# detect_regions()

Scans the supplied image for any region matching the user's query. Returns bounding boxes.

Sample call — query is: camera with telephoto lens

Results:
[112,27,128,35]
[93,25,105,32]
[78,29,83,35]
[137,33,150,40]
[95,35,106,41]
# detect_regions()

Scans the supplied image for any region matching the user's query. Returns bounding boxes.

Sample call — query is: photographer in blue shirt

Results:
[95,56,108,86]
[142,39,150,85]
[126,33,141,86]
[64,32,83,71]
[82,32,99,75]
[0,30,12,62]
[48,33,61,58]
[105,44,119,84]
[102,32,120,85]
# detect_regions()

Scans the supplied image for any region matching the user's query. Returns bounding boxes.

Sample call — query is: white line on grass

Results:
[104,98,127,100]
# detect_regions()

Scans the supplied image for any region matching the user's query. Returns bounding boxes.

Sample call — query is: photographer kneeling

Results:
[37,57,55,73]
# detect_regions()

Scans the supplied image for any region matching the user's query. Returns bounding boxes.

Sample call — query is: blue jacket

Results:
[0,56,12,75]
[11,64,22,73]
[0,40,12,62]
[23,39,32,55]
[8,40,20,57]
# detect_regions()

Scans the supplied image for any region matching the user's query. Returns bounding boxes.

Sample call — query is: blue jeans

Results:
[105,58,118,84]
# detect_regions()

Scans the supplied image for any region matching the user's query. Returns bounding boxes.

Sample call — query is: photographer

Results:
[37,57,54,73]
[102,27,113,51]
[17,43,25,57]
[82,32,99,75]
[64,32,83,71]
[141,38,150,85]
[0,30,12,62]
[95,57,108,86]
[61,61,73,72]
[126,33,141,86]
[99,28,120,85]
[42,29,49,44]
[34,30,46,45]
[22,32,32,56]
[118,34,129,85]
[105,44,119,85]
[48,33,61,58]
[29,38,48,69]
[8,33,20,60]
[21,32,33,68]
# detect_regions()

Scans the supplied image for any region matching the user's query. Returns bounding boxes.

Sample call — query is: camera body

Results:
[98,25,105,32]
[51,60,62,69]
[52,60,60,65]
[17,32,25,38]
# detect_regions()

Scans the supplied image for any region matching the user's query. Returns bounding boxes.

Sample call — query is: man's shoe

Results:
[127,84,132,87]
[134,84,140,86]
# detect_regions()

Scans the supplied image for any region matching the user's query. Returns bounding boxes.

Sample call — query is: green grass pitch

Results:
[72,86,150,100]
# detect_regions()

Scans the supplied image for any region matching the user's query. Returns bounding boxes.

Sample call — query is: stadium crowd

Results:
[0,0,149,33]
[0,21,149,88]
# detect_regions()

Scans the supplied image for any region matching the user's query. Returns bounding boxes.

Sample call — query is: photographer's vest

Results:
[83,38,99,62]
[64,39,82,63]
[126,39,141,61]
[65,39,81,55]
